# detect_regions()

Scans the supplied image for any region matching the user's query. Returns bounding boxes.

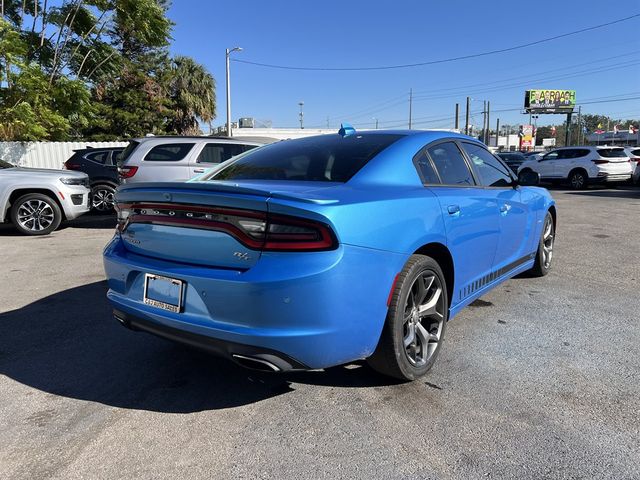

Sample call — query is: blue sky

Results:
[168,1,640,130]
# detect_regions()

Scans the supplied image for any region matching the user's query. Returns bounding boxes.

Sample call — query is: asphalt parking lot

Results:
[1,186,639,480]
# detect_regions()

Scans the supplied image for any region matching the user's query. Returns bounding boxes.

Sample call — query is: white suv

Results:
[117,136,265,184]
[518,146,633,189]
[0,159,90,235]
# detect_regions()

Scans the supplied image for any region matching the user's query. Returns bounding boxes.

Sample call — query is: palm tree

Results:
[165,55,216,135]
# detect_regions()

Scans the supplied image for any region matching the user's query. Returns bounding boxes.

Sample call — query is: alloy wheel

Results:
[542,215,554,269]
[92,186,115,211]
[16,200,55,232]
[402,271,445,367]
[570,172,585,189]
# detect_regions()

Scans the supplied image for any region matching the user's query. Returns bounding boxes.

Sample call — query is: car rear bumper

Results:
[103,235,407,369]
[594,172,632,182]
[113,308,309,371]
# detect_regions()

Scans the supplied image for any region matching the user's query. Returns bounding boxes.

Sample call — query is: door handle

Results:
[447,205,461,216]
[500,204,511,215]
[193,168,205,173]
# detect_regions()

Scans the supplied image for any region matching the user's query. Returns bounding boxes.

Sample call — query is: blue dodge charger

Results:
[103,127,555,380]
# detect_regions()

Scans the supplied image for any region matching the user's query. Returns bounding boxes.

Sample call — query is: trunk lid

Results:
[115,181,340,269]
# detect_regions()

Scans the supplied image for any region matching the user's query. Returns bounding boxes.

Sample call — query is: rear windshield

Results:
[597,148,627,158]
[211,134,403,182]
[117,141,140,164]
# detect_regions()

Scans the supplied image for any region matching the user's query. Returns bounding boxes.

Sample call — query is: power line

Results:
[411,50,640,97]
[232,14,640,71]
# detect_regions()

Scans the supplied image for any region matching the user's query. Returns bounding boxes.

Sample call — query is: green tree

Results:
[163,55,216,135]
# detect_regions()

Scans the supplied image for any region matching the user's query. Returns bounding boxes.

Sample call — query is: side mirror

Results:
[517,170,540,186]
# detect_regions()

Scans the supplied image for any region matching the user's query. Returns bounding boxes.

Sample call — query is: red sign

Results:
[519,125,534,150]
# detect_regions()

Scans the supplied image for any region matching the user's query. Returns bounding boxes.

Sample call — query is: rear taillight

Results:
[116,203,337,251]
[592,160,609,165]
[64,161,81,170]
[118,166,138,178]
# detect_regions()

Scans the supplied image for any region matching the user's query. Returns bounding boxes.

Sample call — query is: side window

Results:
[543,151,559,161]
[144,143,195,162]
[426,142,474,186]
[85,151,109,164]
[461,142,512,187]
[556,149,576,160]
[109,149,124,165]
[574,149,590,158]
[414,149,441,184]
[197,143,247,164]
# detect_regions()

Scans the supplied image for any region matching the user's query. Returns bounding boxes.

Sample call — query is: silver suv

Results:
[117,136,264,184]
[0,160,90,235]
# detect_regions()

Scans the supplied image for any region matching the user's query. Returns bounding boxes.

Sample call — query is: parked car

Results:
[0,159,90,235]
[624,147,640,184]
[518,146,633,189]
[64,146,124,212]
[496,152,527,173]
[522,151,544,161]
[104,128,555,381]
[117,136,265,184]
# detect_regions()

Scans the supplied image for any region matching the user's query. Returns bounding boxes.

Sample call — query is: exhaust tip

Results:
[232,354,281,372]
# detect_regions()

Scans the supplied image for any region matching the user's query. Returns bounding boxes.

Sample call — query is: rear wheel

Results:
[91,184,116,212]
[528,211,555,277]
[10,193,62,235]
[368,255,448,381]
[568,169,588,190]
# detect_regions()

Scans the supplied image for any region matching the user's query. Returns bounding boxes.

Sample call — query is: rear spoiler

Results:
[116,181,339,205]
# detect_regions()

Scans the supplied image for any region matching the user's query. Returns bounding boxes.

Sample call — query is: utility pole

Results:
[485,101,490,145]
[565,112,572,146]
[465,97,470,135]
[577,106,582,145]
[454,103,459,130]
[482,101,486,141]
[373,118,379,129]
[298,101,304,129]
[408,88,413,129]
[495,118,500,149]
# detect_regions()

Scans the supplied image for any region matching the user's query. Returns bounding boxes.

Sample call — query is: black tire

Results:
[90,183,116,212]
[368,255,448,381]
[568,169,588,190]
[528,211,555,277]
[10,193,62,236]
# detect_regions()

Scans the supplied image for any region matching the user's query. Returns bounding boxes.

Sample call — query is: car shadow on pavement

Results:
[61,213,117,230]
[0,214,116,236]
[0,281,396,413]
[563,188,640,199]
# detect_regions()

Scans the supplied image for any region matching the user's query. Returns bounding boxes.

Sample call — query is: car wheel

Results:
[10,193,62,236]
[368,254,448,381]
[568,170,588,190]
[91,184,116,212]
[528,211,555,277]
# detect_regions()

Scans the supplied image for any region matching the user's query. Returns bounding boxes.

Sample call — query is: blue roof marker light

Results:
[338,123,356,137]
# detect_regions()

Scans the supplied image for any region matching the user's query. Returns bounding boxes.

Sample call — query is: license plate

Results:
[143,274,184,313]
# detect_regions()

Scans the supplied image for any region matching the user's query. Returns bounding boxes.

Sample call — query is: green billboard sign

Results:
[525,90,576,113]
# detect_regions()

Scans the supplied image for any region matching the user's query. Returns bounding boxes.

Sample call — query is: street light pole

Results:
[225,46,242,137]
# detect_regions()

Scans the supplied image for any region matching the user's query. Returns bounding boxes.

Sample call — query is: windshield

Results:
[208,134,403,182]
[0,160,15,169]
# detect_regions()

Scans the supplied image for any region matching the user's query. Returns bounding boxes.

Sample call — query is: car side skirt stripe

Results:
[458,252,536,302]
